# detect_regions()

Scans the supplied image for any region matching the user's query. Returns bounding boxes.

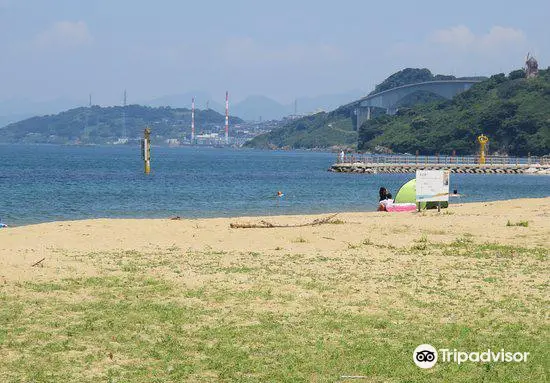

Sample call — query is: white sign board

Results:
[416,170,450,202]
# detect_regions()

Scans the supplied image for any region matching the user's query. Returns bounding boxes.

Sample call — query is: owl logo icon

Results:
[413,344,438,368]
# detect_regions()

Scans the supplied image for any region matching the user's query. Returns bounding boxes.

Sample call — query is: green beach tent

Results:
[394,178,448,209]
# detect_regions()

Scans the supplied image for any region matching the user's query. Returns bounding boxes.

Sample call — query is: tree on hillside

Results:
[358,70,550,156]
[509,69,525,80]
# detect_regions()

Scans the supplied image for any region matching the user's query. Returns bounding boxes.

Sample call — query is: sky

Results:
[1,0,549,106]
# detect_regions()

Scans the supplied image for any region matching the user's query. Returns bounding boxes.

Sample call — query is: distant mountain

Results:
[0,89,375,133]
[144,90,366,122]
[0,104,243,144]
[233,90,366,121]
[144,91,224,114]
[232,95,289,121]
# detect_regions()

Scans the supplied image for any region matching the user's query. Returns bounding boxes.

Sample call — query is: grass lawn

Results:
[1,238,548,382]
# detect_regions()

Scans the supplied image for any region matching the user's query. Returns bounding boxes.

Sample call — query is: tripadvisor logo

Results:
[413,344,530,369]
[413,344,437,368]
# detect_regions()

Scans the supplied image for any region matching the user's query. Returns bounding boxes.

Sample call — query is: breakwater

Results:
[330,155,550,174]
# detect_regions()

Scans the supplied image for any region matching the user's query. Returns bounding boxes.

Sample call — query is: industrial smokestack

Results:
[225,91,229,144]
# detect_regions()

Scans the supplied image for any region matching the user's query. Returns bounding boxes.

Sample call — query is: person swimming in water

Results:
[451,189,463,197]
[277,191,284,198]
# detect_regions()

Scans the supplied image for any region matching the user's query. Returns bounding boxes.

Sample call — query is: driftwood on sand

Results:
[230,214,340,229]
[31,257,45,267]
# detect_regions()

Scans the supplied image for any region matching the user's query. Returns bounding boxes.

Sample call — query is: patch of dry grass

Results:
[1,236,548,382]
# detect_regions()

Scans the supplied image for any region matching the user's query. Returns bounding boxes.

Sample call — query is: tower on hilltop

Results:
[525,53,539,78]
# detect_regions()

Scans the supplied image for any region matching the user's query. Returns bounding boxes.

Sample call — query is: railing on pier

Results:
[336,154,549,166]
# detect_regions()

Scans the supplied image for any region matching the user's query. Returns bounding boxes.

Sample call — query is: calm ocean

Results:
[1,144,549,226]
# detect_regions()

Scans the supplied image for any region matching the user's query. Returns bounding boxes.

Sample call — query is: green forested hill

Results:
[358,69,550,156]
[245,68,476,150]
[0,105,243,144]
[244,103,357,149]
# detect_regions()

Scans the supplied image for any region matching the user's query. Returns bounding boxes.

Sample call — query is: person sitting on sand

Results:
[378,190,393,211]
[379,187,388,202]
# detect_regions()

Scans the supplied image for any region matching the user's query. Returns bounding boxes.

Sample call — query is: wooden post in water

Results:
[142,127,151,174]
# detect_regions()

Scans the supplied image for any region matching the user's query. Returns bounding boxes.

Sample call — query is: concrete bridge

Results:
[355,80,482,130]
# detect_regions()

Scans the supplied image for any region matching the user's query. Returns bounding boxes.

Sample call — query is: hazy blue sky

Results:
[1,0,549,105]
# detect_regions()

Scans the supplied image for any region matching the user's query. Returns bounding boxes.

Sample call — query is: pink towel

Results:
[385,203,417,212]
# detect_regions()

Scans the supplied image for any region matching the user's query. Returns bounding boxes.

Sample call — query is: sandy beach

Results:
[1,198,549,283]
[0,198,548,382]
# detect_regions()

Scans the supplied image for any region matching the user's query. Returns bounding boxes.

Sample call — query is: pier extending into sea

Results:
[330,154,550,174]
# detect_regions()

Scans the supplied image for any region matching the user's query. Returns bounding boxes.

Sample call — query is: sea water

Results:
[0,144,549,226]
